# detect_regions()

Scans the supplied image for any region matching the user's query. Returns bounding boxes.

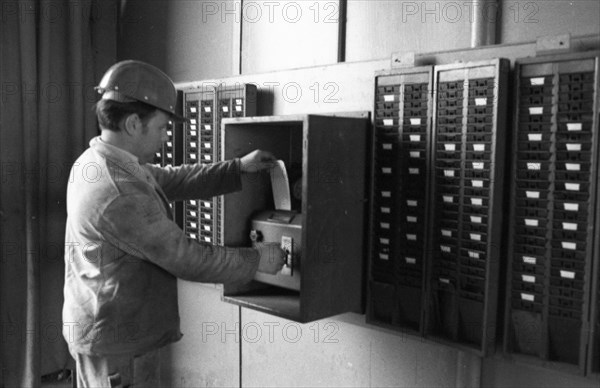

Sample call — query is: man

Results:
[63,60,285,387]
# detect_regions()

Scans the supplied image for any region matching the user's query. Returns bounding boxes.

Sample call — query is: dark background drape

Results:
[0,1,116,386]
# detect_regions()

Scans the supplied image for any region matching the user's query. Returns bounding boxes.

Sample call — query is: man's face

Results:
[138,110,170,164]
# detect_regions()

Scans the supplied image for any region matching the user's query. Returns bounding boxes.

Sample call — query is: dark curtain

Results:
[0,1,117,386]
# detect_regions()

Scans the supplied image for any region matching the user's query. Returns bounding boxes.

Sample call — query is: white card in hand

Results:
[271,160,291,211]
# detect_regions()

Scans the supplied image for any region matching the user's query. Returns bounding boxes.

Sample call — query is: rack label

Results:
[523,256,537,265]
[530,77,545,86]
[560,270,576,279]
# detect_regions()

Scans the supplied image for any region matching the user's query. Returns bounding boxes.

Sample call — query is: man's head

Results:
[94,60,182,163]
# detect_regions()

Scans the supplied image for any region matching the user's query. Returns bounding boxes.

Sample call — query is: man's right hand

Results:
[255,243,286,274]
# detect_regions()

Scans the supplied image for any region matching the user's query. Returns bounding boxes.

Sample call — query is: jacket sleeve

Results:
[145,160,242,202]
[98,192,260,284]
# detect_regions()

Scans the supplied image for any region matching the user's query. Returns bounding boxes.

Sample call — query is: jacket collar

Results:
[89,136,149,183]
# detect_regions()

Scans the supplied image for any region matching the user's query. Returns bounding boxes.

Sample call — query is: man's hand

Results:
[240,149,277,173]
[255,243,286,274]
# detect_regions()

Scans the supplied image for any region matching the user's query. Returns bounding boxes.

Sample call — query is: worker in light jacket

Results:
[63,60,286,387]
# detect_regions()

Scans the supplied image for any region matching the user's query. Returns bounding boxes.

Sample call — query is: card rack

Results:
[504,51,599,376]
[426,59,509,355]
[368,66,434,334]
[367,59,509,356]
[180,84,257,245]
[153,91,184,228]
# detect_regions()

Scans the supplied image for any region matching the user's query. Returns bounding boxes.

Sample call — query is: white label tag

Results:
[204,124,211,130]
[440,278,450,284]
[222,106,229,112]
[523,256,537,265]
[381,207,391,214]
[469,251,480,259]
[472,180,484,188]
[565,183,580,191]
[470,233,481,241]
[203,225,211,231]
[566,143,582,151]
[528,133,542,141]
[521,293,535,302]
[527,162,541,170]
[529,107,543,115]
[475,98,487,106]
[235,106,242,112]
[384,94,395,102]
[525,219,539,227]
[564,202,579,211]
[410,134,421,142]
[406,234,417,241]
[380,222,390,229]
[407,200,418,207]
[473,162,484,170]
[562,242,577,250]
[443,195,454,203]
[441,229,452,237]
[204,106,211,112]
[410,118,422,126]
[382,143,393,150]
[471,198,483,206]
[473,144,485,151]
[190,107,197,113]
[522,275,535,283]
[383,119,394,126]
[444,143,456,151]
[382,167,392,174]
[471,215,482,223]
[530,77,545,86]
[409,168,419,175]
[567,123,582,131]
[405,257,416,265]
[563,222,577,231]
[381,191,391,198]
[407,216,417,223]
[379,253,389,260]
[410,151,420,158]
[560,270,576,279]
[203,201,211,208]
[526,191,540,199]
[380,238,390,245]
[444,170,455,177]
[565,163,580,171]
[440,245,451,253]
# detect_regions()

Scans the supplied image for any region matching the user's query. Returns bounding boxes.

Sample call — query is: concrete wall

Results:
[115,1,600,387]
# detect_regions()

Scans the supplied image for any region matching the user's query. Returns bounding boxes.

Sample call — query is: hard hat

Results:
[95,60,186,122]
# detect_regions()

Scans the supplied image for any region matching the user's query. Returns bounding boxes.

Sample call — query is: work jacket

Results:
[63,137,260,356]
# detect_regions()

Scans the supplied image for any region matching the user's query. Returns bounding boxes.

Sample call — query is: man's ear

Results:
[123,114,142,136]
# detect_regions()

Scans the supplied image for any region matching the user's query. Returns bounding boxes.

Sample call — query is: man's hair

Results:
[95,99,158,131]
